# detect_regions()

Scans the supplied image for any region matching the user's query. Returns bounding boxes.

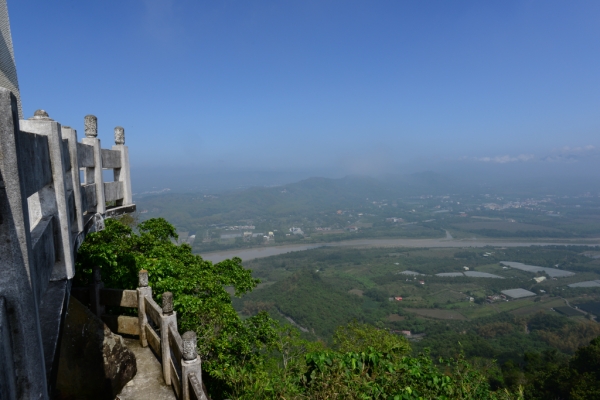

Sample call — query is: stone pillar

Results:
[0,297,17,399]
[112,126,132,206]
[181,331,202,400]
[20,110,76,280]
[0,0,23,119]
[160,291,177,385]
[0,88,49,398]
[81,115,105,214]
[89,267,104,318]
[60,125,84,233]
[137,270,152,348]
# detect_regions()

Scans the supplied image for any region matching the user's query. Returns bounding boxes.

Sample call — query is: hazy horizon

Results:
[9,1,600,192]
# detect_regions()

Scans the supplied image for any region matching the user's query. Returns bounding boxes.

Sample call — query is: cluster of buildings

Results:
[483,198,551,211]
[224,225,256,231]
[486,294,507,303]
[220,231,263,240]
[386,217,404,223]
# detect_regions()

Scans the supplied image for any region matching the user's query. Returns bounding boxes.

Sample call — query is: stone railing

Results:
[0,87,135,399]
[72,269,208,400]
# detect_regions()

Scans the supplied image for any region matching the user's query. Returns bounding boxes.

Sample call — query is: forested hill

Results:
[134,173,454,231]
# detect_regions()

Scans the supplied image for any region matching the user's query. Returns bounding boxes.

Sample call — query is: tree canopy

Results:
[75,217,527,399]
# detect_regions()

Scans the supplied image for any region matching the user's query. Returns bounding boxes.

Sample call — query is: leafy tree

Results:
[302,349,520,400]
[364,287,390,302]
[520,336,600,399]
[76,218,524,399]
[333,321,410,356]
[75,218,277,395]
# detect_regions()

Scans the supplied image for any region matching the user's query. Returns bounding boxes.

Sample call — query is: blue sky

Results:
[8,1,600,187]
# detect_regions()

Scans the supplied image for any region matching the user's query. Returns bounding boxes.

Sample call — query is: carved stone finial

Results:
[162,292,174,315]
[138,270,149,287]
[114,126,125,145]
[182,331,197,361]
[84,115,98,138]
[29,109,53,121]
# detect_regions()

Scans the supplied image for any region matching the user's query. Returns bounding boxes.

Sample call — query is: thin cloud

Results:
[472,154,535,163]
[541,145,598,162]
[463,144,599,164]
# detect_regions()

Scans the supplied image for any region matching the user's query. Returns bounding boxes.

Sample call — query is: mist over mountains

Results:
[133,161,600,198]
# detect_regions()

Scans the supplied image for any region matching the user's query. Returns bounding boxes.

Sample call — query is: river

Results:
[201,237,600,263]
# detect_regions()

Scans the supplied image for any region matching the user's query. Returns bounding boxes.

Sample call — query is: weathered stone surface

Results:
[114,126,125,145]
[76,142,94,167]
[55,296,136,400]
[182,331,197,361]
[116,338,176,400]
[84,114,97,138]
[101,148,121,168]
[81,135,105,213]
[38,279,71,397]
[0,297,17,400]
[0,88,49,399]
[20,117,76,281]
[104,181,124,202]
[30,109,52,120]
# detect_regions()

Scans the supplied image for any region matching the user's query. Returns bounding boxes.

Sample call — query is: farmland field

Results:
[404,308,467,320]
[554,306,582,317]
[225,242,600,372]
[576,301,600,316]
[510,298,566,316]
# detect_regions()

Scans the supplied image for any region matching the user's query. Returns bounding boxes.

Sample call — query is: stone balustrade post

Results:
[60,125,84,233]
[81,115,105,214]
[137,270,152,347]
[19,110,76,280]
[89,266,104,318]
[181,331,202,400]
[0,88,49,398]
[112,126,132,206]
[160,291,177,385]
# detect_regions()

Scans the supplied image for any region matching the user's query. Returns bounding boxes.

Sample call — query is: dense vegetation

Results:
[75,217,542,399]
[118,174,600,397]
[234,243,600,396]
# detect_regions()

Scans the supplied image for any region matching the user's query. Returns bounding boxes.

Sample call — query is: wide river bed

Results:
[201,237,600,263]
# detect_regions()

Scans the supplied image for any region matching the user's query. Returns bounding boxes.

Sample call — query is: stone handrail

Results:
[72,268,208,400]
[0,87,135,398]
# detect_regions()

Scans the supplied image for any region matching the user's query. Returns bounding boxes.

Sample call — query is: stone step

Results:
[117,338,176,400]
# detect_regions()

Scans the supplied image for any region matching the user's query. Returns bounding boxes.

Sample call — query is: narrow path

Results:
[278,309,309,333]
[117,338,176,400]
[560,297,588,316]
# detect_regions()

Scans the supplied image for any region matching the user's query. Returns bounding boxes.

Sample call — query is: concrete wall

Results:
[0,0,21,118]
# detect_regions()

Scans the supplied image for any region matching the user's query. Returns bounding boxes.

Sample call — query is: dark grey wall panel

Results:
[76,143,94,168]
[16,131,52,198]
[101,149,121,169]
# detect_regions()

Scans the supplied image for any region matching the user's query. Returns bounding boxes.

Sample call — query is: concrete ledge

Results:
[105,204,136,219]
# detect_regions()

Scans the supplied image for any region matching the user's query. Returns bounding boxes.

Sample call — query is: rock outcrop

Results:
[55,296,136,399]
